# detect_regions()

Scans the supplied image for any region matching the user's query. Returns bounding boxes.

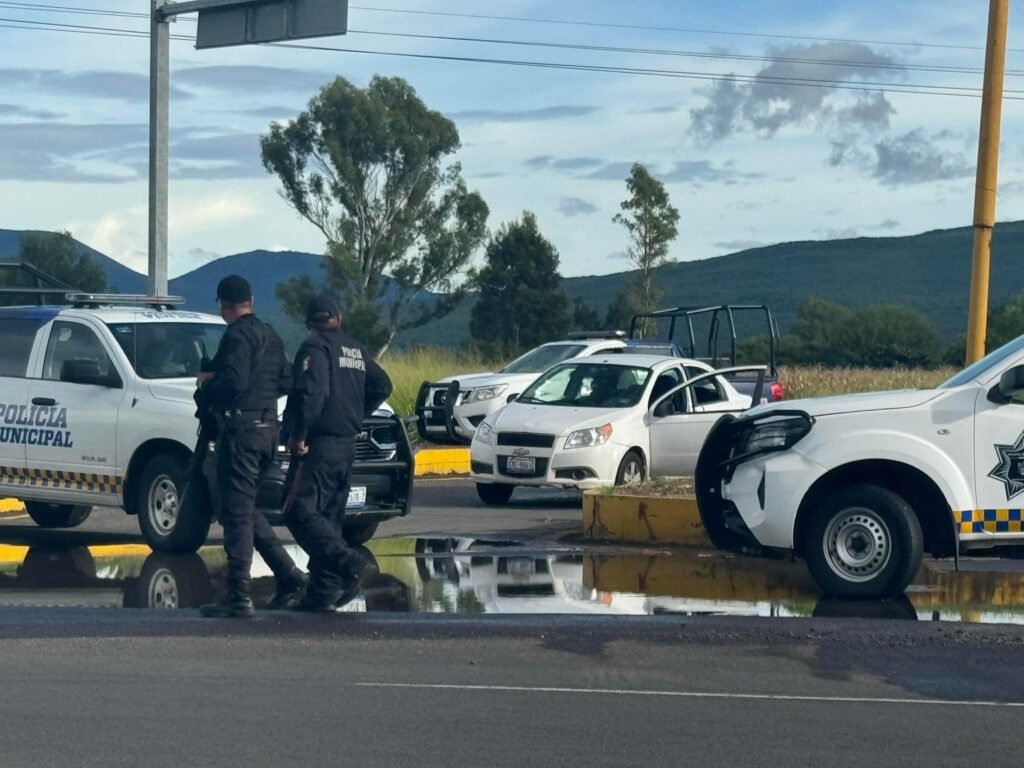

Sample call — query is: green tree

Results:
[261,75,489,354]
[613,164,680,319]
[604,290,638,332]
[988,291,1024,350]
[469,212,570,354]
[836,306,941,368]
[13,231,106,292]
[571,297,602,332]
[790,298,854,364]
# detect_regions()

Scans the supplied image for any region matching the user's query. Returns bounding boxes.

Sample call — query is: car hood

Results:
[491,403,625,436]
[747,388,943,418]
[453,372,540,392]
[438,371,495,386]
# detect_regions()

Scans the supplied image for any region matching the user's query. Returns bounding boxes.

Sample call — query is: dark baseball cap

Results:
[305,294,340,322]
[216,275,252,304]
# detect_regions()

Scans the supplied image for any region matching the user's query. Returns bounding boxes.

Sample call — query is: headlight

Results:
[475,421,496,445]
[731,413,813,462]
[565,424,613,449]
[467,385,508,403]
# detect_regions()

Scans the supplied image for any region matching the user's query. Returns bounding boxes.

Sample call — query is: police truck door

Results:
[973,381,1024,543]
[26,319,127,503]
[0,310,52,492]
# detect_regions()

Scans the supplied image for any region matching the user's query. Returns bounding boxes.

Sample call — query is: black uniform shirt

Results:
[204,314,290,415]
[285,327,393,441]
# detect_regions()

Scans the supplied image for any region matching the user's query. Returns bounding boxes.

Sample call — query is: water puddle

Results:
[0,537,1022,624]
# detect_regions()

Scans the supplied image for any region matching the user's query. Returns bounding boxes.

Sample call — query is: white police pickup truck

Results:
[0,294,412,552]
[696,334,1024,598]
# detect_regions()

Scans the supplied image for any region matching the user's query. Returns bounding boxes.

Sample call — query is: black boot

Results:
[200,575,255,618]
[269,569,308,610]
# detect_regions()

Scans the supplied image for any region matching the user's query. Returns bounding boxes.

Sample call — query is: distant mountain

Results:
[6,221,1024,350]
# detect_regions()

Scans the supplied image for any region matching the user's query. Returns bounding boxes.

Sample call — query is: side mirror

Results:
[506,393,519,404]
[60,359,122,389]
[991,365,1024,404]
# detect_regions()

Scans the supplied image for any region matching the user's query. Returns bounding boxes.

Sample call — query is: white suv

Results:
[0,295,413,551]
[697,334,1024,598]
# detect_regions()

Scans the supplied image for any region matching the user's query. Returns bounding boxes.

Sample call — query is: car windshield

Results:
[941,334,1024,389]
[502,344,587,374]
[518,363,652,408]
[108,322,225,379]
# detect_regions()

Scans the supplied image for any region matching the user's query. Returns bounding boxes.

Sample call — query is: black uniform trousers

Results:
[282,435,364,603]
[216,423,296,583]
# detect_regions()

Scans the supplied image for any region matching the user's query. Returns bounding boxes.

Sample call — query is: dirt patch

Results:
[598,477,695,498]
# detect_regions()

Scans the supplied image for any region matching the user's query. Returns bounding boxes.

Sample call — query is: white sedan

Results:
[470,354,752,504]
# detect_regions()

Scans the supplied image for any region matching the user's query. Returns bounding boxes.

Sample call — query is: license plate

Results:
[506,457,536,474]
[346,486,367,509]
[507,558,536,577]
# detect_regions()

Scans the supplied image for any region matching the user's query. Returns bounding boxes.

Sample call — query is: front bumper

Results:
[415,381,468,443]
[470,439,619,490]
[695,412,821,555]
[256,415,414,526]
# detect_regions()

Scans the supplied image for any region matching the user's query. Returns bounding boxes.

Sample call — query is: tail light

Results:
[770,382,784,402]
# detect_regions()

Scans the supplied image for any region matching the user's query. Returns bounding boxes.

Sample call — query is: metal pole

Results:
[148,0,170,296]
[966,0,1010,364]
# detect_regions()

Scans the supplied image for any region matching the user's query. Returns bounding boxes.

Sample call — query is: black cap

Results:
[216,275,252,304]
[305,294,340,323]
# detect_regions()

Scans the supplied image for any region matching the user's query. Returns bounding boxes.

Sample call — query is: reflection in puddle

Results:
[0,538,1023,624]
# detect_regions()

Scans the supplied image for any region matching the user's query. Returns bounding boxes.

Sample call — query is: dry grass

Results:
[380,349,957,418]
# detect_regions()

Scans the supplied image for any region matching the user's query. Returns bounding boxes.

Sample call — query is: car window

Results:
[520,363,652,408]
[0,317,47,378]
[684,365,726,407]
[501,344,587,374]
[42,321,116,382]
[108,322,225,379]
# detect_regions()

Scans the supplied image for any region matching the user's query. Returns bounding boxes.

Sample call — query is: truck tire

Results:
[24,502,92,529]
[477,483,514,505]
[132,552,213,610]
[615,451,645,486]
[801,484,923,598]
[343,522,379,546]
[137,452,211,554]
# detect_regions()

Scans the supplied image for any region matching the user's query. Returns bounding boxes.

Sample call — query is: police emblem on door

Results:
[989,431,1024,501]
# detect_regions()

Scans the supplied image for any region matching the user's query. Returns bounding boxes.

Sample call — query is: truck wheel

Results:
[137,452,211,554]
[801,484,923,598]
[24,502,92,529]
[343,522,379,546]
[615,451,645,486]
[133,552,212,610]
[477,483,514,505]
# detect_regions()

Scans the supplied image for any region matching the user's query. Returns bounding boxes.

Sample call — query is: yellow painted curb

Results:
[414,447,470,476]
[582,490,709,546]
[0,498,25,517]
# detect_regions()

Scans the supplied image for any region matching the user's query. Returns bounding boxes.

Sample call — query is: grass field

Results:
[382,349,958,418]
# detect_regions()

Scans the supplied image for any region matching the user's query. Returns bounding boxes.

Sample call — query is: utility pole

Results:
[148,0,170,297]
[965,0,1010,364]
[145,0,348,299]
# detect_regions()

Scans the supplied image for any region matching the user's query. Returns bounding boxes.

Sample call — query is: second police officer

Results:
[282,295,393,612]
[197,275,307,618]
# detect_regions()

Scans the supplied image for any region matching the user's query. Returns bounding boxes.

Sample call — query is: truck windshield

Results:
[941,334,1024,388]
[108,322,225,379]
[502,344,587,374]
[518,363,652,408]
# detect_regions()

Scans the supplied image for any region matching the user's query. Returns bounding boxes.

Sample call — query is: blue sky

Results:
[2,0,1024,279]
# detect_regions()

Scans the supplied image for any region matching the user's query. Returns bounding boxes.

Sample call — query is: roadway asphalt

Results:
[0,611,1022,767]
[2,479,1023,766]
[0,478,582,546]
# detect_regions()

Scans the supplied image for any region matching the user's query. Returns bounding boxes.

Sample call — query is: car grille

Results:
[355,425,398,461]
[497,456,549,479]
[431,389,447,407]
[497,432,556,448]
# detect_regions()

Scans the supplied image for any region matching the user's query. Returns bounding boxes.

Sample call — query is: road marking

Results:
[355,682,1024,708]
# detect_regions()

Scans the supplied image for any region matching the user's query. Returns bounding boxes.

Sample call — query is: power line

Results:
[4,15,1024,101]
[0,0,1018,77]
[347,4,1024,55]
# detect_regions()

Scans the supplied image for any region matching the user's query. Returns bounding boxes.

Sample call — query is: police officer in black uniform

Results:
[198,275,307,618]
[283,295,393,612]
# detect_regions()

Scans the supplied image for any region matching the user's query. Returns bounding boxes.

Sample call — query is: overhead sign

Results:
[195,0,348,49]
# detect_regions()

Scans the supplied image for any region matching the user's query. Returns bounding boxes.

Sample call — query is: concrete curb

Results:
[582,490,709,546]
[414,447,470,477]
